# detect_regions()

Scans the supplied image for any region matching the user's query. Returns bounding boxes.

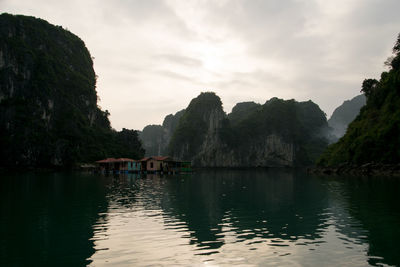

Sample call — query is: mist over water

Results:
[1,170,399,266]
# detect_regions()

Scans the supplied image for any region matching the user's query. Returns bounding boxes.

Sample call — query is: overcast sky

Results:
[2,0,400,130]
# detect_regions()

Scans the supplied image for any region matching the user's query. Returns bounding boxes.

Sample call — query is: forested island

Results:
[1,13,398,172]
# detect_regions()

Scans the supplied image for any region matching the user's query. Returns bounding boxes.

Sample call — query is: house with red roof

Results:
[140,156,174,172]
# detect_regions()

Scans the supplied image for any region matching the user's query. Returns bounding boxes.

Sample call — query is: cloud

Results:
[192,0,400,112]
[101,0,194,38]
[155,70,194,82]
[156,54,203,67]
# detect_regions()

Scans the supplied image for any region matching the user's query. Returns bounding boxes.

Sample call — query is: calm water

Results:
[1,170,400,266]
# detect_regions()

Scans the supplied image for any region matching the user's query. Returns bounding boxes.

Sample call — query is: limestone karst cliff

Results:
[167,92,329,167]
[0,13,144,168]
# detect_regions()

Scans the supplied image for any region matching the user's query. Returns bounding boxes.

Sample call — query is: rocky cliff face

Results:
[0,14,98,166]
[169,93,328,167]
[192,106,227,166]
[0,13,144,167]
[169,92,226,164]
[194,133,295,167]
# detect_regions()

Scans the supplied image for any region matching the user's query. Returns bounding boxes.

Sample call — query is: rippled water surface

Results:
[1,169,400,266]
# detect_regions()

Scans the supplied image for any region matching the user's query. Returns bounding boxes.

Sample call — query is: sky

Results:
[2,0,400,130]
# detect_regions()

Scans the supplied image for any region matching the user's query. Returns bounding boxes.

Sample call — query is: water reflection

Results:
[88,170,338,265]
[319,175,400,266]
[1,170,399,266]
[90,170,400,266]
[161,169,331,254]
[0,172,110,266]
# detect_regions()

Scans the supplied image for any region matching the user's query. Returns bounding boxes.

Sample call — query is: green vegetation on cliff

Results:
[168,91,329,166]
[0,13,144,168]
[318,33,400,166]
[224,98,329,165]
[228,101,261,126]
[169,92,223,160]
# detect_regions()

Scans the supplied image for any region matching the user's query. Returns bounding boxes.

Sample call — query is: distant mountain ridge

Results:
[139,109,184,156]
[328,94,366,141]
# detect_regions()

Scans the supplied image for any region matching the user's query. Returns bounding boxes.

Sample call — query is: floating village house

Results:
[140,156,174,172]
[96,156,191,174]
[96,158,140,173]
[140,156,192,173]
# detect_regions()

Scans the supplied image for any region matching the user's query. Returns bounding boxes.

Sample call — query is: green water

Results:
[1,170,399,266]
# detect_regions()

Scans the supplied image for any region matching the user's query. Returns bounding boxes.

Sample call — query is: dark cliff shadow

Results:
[0,172,110,266]
[158,169,330,253]
[219,170,330,242]
[317,175,400,267]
